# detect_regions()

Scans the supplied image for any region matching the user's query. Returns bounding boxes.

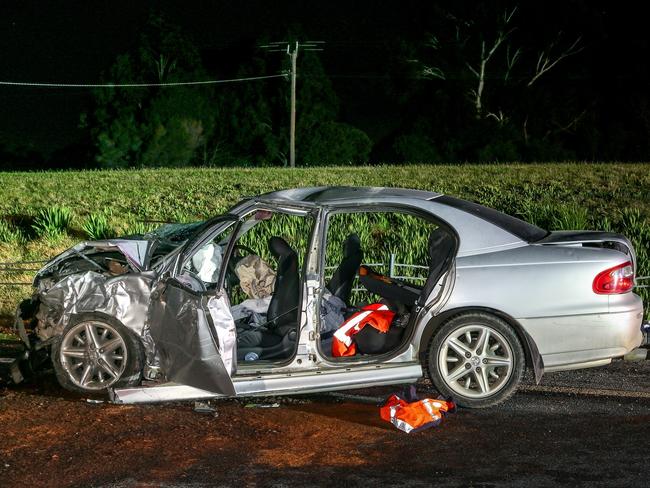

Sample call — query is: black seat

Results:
[236,236,300,361]
[326,233,363,305]
[266,236,300,336]
[417,228,456,307]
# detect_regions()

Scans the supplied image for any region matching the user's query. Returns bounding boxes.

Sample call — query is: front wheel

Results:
[52,314,144,395]
[427,313,525,408]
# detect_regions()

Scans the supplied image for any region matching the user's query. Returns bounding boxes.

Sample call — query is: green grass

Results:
[0,163,648,327]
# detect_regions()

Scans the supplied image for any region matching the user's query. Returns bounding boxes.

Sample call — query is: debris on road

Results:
[380,386,456,433]
[327,392,384,404]
[244,402,280,408]
[193,401,217,413]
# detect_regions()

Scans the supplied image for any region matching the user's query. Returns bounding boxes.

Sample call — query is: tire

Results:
[427,312,525,408]
[51,313,144,396]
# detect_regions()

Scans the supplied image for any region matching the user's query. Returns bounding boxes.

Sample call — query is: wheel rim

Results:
[59,321,128,391]
[438,324,514,399]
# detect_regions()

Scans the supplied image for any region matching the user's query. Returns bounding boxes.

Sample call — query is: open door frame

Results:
[147,217,242,395]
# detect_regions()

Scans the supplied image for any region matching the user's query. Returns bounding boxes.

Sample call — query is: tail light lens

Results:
[593,261,634,294]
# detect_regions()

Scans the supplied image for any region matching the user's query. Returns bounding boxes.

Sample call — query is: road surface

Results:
[1,358,649,487]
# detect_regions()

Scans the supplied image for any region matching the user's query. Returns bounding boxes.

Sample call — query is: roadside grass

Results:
[0,163,648,326]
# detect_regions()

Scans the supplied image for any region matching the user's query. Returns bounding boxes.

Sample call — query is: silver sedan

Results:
[11,187,644,408]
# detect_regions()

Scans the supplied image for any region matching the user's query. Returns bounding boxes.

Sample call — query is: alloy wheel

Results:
[438,324,514,398]
[59,321,128,390]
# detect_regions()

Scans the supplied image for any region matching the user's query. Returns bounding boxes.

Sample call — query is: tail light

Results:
[593,261,634,294]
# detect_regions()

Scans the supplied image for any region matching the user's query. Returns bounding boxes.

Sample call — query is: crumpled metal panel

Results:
[35,271,152,341]
[106,240,154,270]
[35,240,154,282]
[148,280,236,395]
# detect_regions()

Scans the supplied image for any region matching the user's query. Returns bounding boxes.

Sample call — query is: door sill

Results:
[111,362,422,404]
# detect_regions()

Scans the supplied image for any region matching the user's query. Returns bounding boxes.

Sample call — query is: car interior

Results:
[183,208,456,366]
[319,212,456,359]
[183,209,311,363]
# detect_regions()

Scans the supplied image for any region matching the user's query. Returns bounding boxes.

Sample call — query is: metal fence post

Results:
[389,253,396,278]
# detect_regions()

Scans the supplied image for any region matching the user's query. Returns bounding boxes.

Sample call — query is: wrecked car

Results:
[9,187,644,408]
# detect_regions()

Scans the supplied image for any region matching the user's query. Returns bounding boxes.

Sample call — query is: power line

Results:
[0,73,286,89]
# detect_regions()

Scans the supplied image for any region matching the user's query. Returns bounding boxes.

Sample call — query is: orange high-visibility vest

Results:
[332,303,395,357]
[380,394,455,433]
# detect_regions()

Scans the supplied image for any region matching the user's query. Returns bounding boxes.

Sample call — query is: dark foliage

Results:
[2,1,648,167]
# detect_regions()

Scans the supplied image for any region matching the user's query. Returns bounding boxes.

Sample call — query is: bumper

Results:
[520,293,644,372]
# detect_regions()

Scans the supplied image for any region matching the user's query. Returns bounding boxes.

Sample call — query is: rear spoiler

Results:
[536,231,637,272]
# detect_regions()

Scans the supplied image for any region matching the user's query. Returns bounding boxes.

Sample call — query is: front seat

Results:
[236,236,300,360]
[325,233,363,305]
[266,236,300,336]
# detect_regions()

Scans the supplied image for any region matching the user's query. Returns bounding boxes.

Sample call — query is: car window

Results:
[148,221,207,242]
[324,210,435,304]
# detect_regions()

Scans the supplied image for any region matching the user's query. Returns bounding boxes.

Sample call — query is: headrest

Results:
[343,233,361,257]
[269,236,294,259]
[428,228,452,248]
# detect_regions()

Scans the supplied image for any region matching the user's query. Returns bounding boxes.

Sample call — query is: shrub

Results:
[0,220,24,244]
[82,212,113,240]
[300,122,372,165]
[393,133,442,163]
[32,206,73,237]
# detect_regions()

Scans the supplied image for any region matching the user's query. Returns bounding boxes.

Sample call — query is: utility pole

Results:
[289,41,298,168]
[260,40,324,168]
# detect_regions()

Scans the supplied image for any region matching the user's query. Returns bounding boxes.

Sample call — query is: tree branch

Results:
[528,36,583,87]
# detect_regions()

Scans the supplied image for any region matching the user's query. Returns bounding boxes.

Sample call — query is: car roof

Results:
[256,186,441,206]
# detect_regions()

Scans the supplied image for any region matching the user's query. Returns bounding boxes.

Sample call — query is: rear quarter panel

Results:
[440,244,641,362]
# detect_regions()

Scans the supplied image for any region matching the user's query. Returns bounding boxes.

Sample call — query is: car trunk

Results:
[536,231,637,271]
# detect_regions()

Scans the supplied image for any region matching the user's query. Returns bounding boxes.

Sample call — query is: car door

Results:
[147,217,241,395]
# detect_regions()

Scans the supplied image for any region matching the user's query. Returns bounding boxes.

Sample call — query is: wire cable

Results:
[0,73,286,88]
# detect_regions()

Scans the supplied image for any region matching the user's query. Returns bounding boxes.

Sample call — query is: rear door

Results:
[148,217,240,395]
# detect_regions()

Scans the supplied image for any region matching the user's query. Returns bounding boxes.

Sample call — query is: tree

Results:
[294,52,371,165]
[210,47,372,166]
[83,14,215,168]
[403,4,584,162]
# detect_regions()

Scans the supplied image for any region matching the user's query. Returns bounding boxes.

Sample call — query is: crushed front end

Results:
[9,239,159,384]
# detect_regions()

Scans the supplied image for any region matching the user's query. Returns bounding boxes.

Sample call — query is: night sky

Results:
[1,1,649,160]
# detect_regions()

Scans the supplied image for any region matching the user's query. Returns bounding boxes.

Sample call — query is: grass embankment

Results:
[0,163,648,327]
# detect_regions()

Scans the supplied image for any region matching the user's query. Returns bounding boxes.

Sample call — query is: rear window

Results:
[435,195,549,243]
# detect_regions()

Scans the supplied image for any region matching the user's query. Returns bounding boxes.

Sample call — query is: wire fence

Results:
[0,259,48,285]
[636,276,650,289]
[324,253,429,292]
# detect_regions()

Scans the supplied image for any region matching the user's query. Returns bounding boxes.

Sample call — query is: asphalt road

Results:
[1,358,649,488]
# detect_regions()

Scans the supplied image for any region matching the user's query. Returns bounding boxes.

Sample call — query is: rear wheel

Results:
[52,314,144,395]
[428,313,525,408]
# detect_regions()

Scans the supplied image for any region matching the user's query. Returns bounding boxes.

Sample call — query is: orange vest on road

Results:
[332,303,395,357]
[380,392,456,433]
